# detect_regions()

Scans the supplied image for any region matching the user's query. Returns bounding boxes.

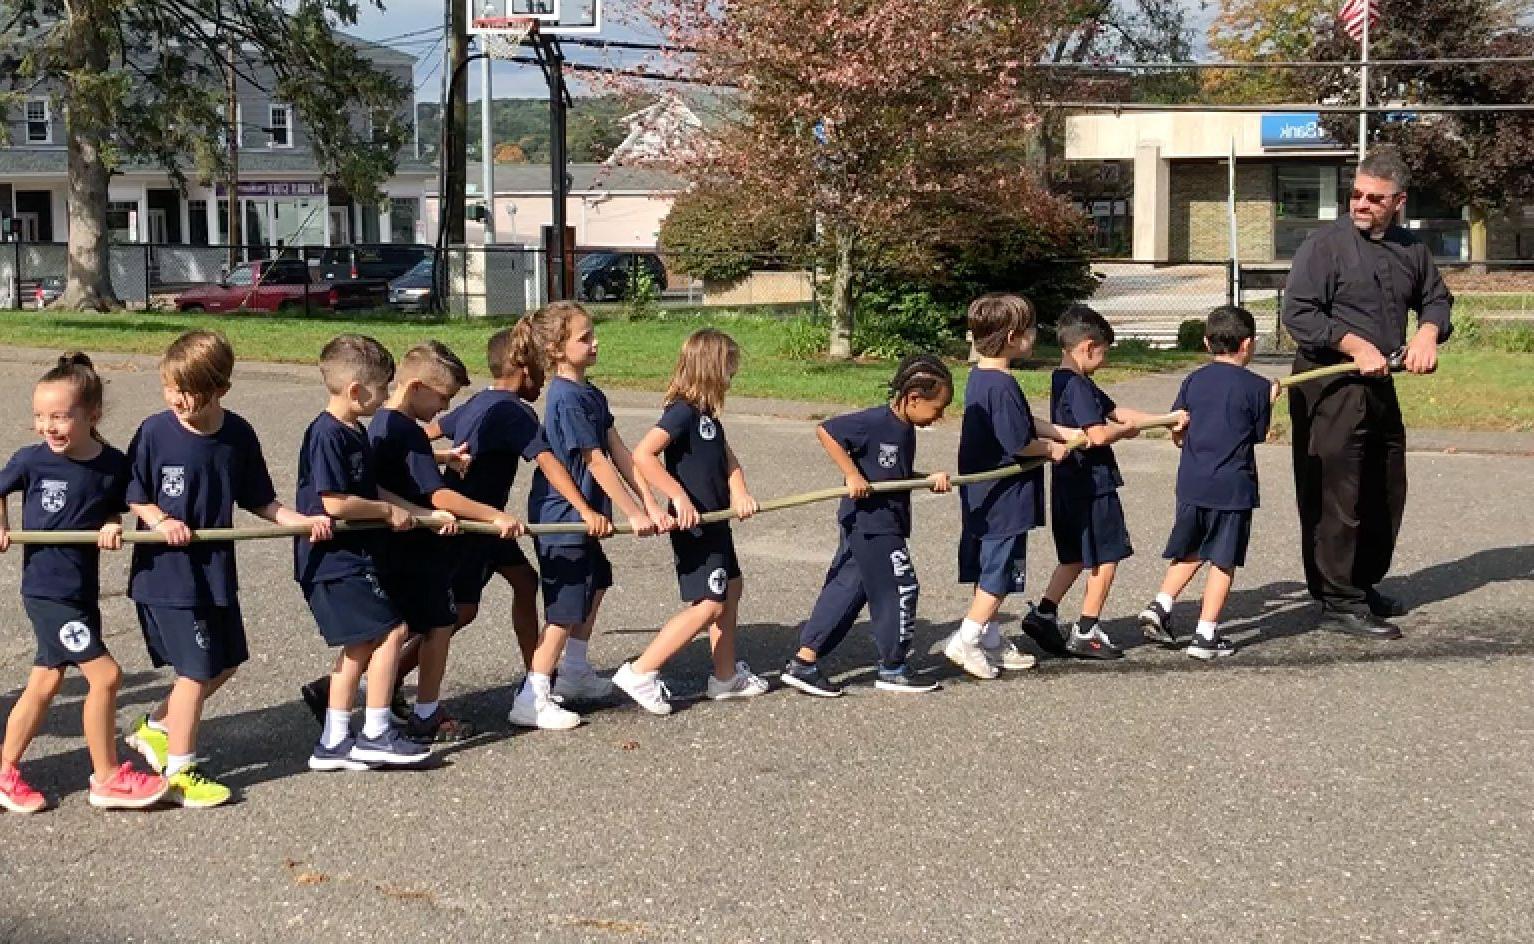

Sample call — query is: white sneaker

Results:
[982,638,1037,671]
[944,631,999,680]
[705,662,770,700]
[553,664,614,701]
[507,694,582,730]
[612,662,673,716]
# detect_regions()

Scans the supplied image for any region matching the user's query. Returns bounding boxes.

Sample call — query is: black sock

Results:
[791,655,815,669]
[1077,615,1099,634]
[1038,598,1058,617]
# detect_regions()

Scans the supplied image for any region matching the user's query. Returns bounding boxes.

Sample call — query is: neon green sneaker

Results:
[125,714,168,774]
[166,764,232,809]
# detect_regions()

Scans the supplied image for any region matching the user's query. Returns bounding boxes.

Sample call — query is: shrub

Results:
[777,316,831,360]
[1177,318,1206,352]
[853,288,965,360]
[622,264,660,321]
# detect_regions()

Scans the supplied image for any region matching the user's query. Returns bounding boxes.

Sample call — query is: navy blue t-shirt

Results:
[958,368,1045,538]
[438,389,549,509]
[126,410,277,607]
[368,407,450,567]
[0,443,129,602]
[657,400,731,516]
[529,377,614,547]
[1050,368,1124,498]
[294,411,383,585]
[1172,361,1273,511]
[821,405,915,537]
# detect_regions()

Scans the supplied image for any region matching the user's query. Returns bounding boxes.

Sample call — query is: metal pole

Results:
[225,25,242,269]
[445,0,469,247]
[1359,1,1370,159]
[546,35,569,299]
[481,54,496,245]
[1227,137,1239,305]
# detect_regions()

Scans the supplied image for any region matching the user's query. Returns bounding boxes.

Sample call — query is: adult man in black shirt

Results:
[1281,147,1453,639]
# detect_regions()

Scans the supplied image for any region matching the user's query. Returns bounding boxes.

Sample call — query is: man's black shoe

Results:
[1320,610,1403,640]
[300,676,330,725]
[1365,590,1408,619]
[1021,605,1071,657]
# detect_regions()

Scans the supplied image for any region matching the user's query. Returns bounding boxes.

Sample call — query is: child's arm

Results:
[816,425,870,498]
[377,487,458,534]
[585,431,657,536]
[632,427,690,530]
[251,501,334,543]
[1031,417,1082,445]
[724,443,760,519]
[127,501,193,546]
[320,492,416,531]
[428,488,525,538]
[532,451,614,538]
[0,499,9,552]
[98,513,124,551]
[1017,438,1074,463]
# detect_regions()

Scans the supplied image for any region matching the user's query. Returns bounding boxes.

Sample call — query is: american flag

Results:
[1339,0,1380,42]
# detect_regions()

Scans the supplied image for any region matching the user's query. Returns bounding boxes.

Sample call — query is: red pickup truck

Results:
[174,259,388,313]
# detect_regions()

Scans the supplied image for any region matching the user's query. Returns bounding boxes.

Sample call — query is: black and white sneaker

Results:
[1021,604,1071,657]
[1137,602,1177,647]
[1065,624,1123,661]
[1186,635,1236,660]
[873,665,940,694]
[780,660,844,698]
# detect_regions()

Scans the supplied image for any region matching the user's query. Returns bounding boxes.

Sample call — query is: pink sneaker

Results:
[0,765,46,814]
[88,763,169,810]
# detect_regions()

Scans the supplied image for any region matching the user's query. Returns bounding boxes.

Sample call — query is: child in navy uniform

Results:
[781,354,953,697]
[125,331,331,808]
[620,329,767,715]
[1028,306,1161,661]
[425,318,611,673]
[1139,306,1278,659]
[945,295,1075,679]
[294,335,431,771]
[368,341,524,743]
[511,301,657,731]
[0,354,167,814]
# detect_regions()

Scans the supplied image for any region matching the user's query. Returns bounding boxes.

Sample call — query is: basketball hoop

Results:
[474,16,537,59]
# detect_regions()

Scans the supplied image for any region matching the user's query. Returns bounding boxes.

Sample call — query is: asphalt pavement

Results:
[1,344,1531,944]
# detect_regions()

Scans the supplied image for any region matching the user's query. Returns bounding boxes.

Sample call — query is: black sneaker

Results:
[399,707,476,743]
[780,660,844,698]
[1137,602,1177,647]
[1365,589,1408,619]
[1186,635,1237,660]
[1065,624,1123,661]
[300,677,330,725]
[388,690,413,727]
[873,664,940,694]
[1021,605,1070,657]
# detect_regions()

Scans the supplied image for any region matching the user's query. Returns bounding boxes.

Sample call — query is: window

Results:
[268,104,293,148]
[106,201,138,244]
[1274,164,1345,259]
[226,265,254,287]
[388,197,420,244]
[188,200,209,246]
[25,99,51,144]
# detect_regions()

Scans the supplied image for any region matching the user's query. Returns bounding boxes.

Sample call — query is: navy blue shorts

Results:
[536,540,613,627]
[1051,491,1134,568]
[304,572,404,647]
[451,534,533,605]
[381,563,458,636]
[957,532,1028,598]
[136,603,247,681]
[25,597,108,668]
[670,524,740,603]
[1162,503,1252,571]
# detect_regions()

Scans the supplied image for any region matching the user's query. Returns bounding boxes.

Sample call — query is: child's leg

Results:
[852,535,919,669]
[500,563,541,668]
[76,655,124,782]
[796,539,867,663]
[633,599,725,675]
[1079,562,1118,621]
[1199,565,1236,627]
[529,622,572,676]
[453,603,480,634]
[1041,562,1084,611]
[164,669,235,763]
[330,640,379,714]
[1,667,64,771]
[413,626,454,707]
[366,628,407,711]
[1159,559,1204,602]
[708,578,744,680]
[964,588,1004,628]
[394,635,422,688]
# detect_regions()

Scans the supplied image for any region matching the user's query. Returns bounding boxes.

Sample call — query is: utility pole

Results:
[545,34,569,299]
[224,22,243,269]
[481,54,496,244]
[444,0,469,246]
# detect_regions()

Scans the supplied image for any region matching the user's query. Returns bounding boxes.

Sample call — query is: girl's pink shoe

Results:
[88,762,169,810]
[0,765,46,814]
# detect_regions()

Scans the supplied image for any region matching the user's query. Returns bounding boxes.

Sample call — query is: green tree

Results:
[1204,0,1338,102]
[0,0,408,310]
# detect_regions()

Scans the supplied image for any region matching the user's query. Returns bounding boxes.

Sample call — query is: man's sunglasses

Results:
[1351,189,1401,206]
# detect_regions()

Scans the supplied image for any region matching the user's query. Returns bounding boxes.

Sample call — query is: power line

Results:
[414,36,447,90]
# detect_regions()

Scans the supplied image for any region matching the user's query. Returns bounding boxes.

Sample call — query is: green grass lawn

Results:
[0,308,1198,409]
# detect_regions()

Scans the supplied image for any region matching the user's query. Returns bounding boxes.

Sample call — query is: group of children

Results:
[0,292,1276,813]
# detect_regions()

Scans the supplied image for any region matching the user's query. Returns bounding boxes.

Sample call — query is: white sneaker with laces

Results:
[706,661,770,700]
[553,664,615,701]
[612,662,673,716]
[944,631,999,679]
[507,694,582,730]
[982,638,1037,671]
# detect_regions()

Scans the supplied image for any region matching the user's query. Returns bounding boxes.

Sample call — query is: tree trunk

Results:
[827,226,855,361]
[1467,204,1489,276]
[56,3,120,311]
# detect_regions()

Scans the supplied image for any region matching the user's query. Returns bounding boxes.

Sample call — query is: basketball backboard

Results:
[466,0,602,33]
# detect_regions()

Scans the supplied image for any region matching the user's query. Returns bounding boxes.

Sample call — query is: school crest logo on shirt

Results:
[39,479,68,513]
[161,466,186,499]
[707,567,728,596]
[58,621,92,654]
[877,443,899,469]
[698,415,718,441]
[889,548,913,579]
[192,620,211,651]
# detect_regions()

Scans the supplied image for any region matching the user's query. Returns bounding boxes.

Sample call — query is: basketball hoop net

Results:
[474,16,537,59]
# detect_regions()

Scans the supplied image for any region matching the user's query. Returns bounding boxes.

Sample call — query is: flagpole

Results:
[1359,0,1370,159]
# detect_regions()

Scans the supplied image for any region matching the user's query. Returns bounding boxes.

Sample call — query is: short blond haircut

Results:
[967,293,1036,358]
[397,340,469,391]
[161,330,235,407]
[664,328,739,416]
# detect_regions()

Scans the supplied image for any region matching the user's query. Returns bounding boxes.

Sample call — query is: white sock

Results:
[1196,620,1219,641]
[362,707,392,739]
[1155,592,1175,612]
[563,637,591,670]
[980,621,1001,649]
[958,618,985,646]
[321,709,351,749]
[166,753,194,778]
[414,699,438,720]
[147,716,168,733]
[526,672,552,701]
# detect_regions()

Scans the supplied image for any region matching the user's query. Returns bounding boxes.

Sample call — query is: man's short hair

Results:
[967,293,1036,357]
[1204,305,1257,355]
[319,334,395,393]
[1357,146,1411,191]
[1056,304,1115,350]
[398,340,470,390]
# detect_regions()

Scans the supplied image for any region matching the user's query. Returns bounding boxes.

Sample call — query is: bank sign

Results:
[1260,114,1345,150]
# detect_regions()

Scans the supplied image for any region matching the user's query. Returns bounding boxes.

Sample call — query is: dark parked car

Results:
[576,251,667,302]
[317,244,429,283]
[388,257,435,312]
